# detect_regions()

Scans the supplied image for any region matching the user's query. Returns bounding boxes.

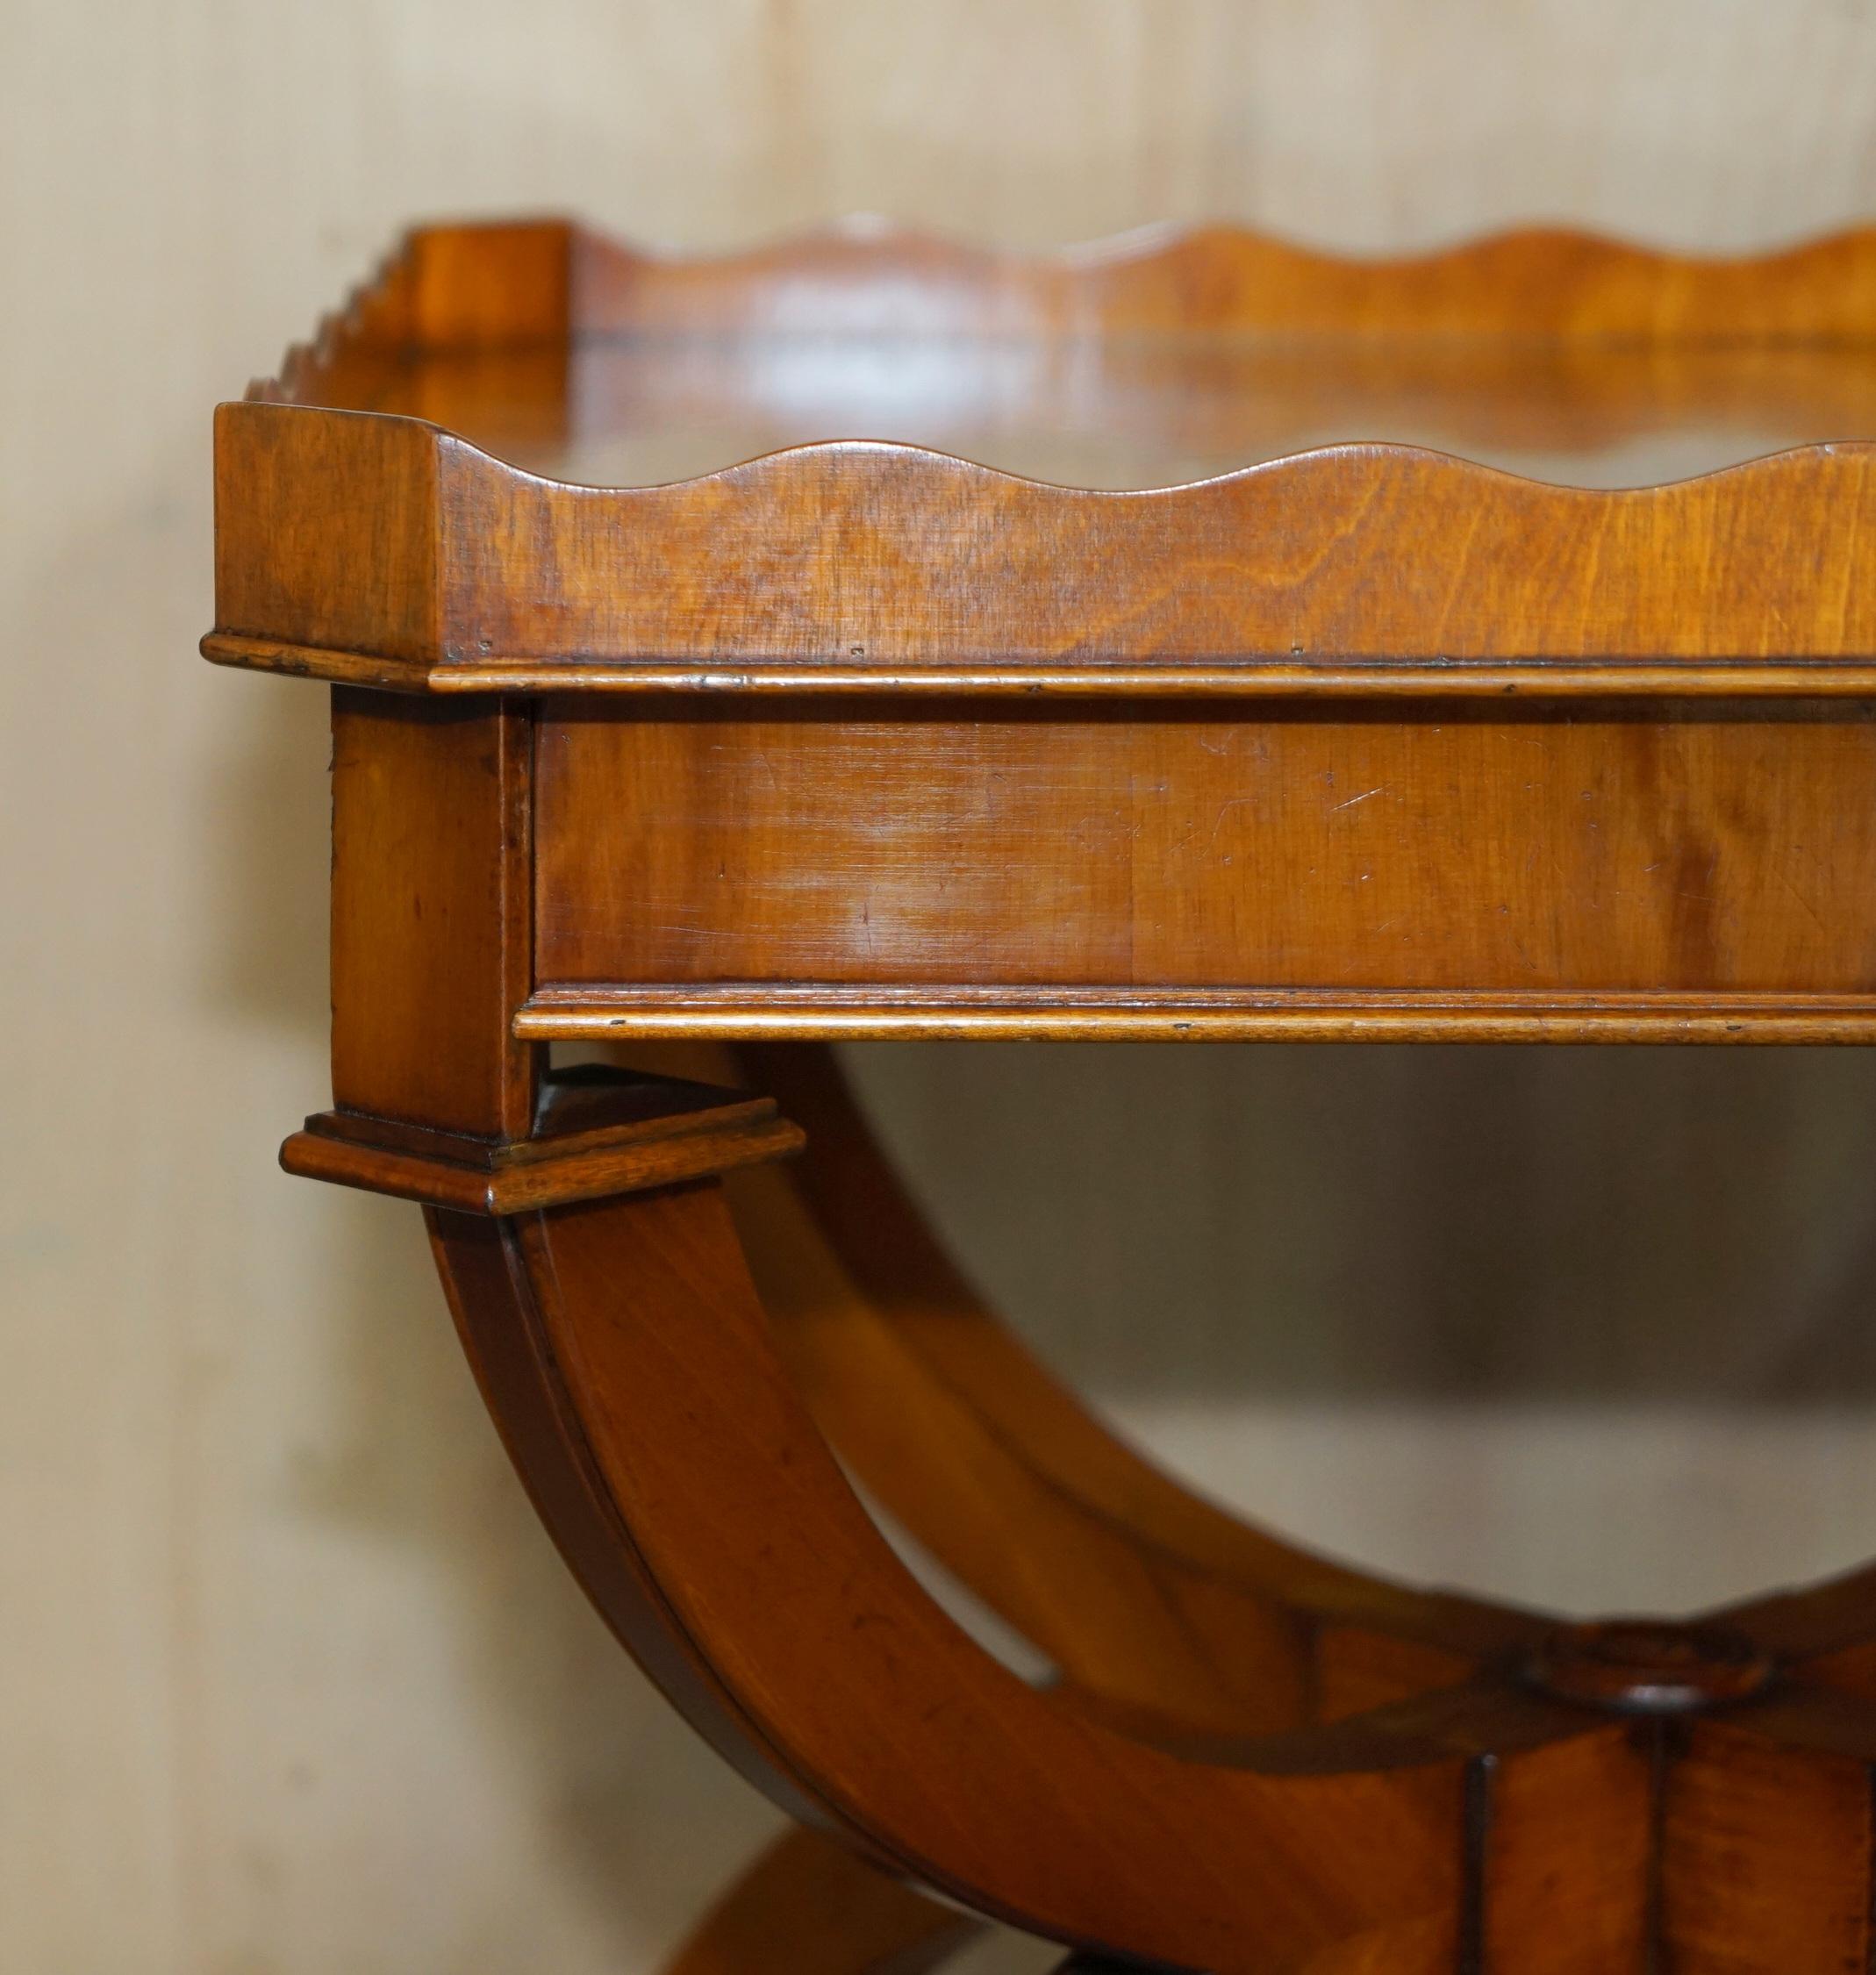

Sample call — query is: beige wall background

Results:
[11,3,1876,1970]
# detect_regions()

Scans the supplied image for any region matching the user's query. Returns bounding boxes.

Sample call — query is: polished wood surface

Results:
[565,220,1876,340]
[428,1175,1524,1972]
[208,418,1876,692]
[718,1044,1529,1735]
[423,220,1876,497]
[532,702,1876,1025]
[214,220,1876,1971]
[411,1067,1876,1972]
[341,329,1876,491]
[207,218,1876,698]
[330,690,534,1134]
[283,1064,802,1213]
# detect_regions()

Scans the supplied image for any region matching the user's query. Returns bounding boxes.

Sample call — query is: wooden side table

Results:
[208,218,1876,1973]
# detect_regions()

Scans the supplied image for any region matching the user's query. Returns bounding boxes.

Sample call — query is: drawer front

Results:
[532,700,1876,1027]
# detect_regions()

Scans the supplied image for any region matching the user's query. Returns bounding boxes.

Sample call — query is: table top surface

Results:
[204,218,1876,694]
[368,333,1876,491]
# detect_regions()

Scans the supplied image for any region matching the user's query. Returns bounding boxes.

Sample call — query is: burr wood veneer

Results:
[214,218,1876,1971]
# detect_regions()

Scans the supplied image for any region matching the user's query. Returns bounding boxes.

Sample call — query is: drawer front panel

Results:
[534,701,1876,1001]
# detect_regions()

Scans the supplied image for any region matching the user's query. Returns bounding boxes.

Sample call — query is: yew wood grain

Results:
[428,1180,1652,1973]
[394,1075,1876,1971]
[221,217,1876,1973]
[715,1041,1536,1733]
[214,410,442,668]
[206,419,1876,691]
[533,704,1876,1009]
[283,1068,801,1213]
[207,219,1876,697]
[330,689,536,1136]
[1473,1725,1655,1975]
[426,1145,1876,1971]
[1658,1692,1876,1975]
[252,219,575,406]
[251,221,1876,508]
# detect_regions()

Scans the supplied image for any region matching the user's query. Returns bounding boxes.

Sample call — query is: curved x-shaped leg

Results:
[427,1170,1651,1972]
[723,1041,1543,1736]
[661,1036,1539,1975]
[664,1040,1539,1975]
[301,1057,1876,1972]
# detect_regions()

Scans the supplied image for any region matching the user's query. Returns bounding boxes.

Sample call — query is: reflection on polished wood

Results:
[213,219,1876,1971]
[297,219,1876,490]
[376,337,1876,492]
